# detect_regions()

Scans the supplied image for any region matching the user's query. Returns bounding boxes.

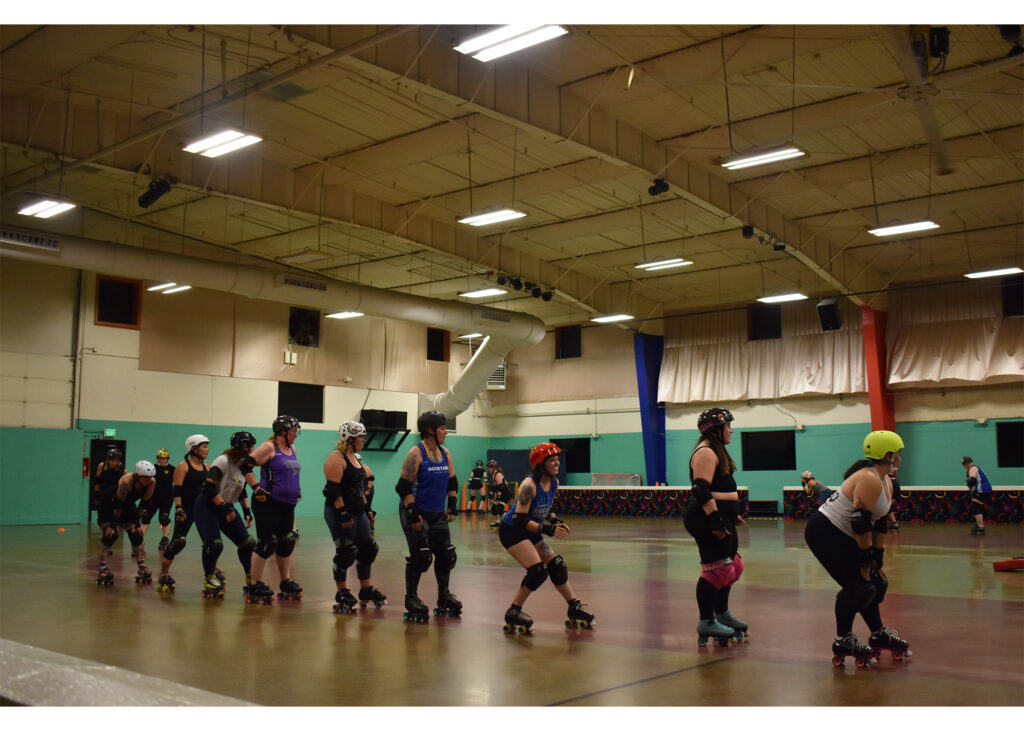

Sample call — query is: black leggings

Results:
[805,511,883,636]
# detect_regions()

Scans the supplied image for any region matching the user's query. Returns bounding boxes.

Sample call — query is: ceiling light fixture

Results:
[635,258,693,271]
[591,314,634,323]
[964,266,1024,279]
[457,209,527,226]
[161,285,192,294]
[326,311,365,320]
[147,282,177,292]
[454,25,568,62]
[457,333,485,339]
[757,293,807,304]
[183,129,262,158]
[868,221,940,236]
[721,145,805,171]
[18,200,76,218]
[459,287,507,298]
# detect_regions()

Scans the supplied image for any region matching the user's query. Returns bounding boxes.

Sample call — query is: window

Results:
[996,421,1024,468]
[427,328,450,362]
[747,303,781,341]
[555,325,581,359]
[1002,274,1023,317]
[554,437,591,473]
[95,275,141,328]
[288,307,320,347]
[740,430,796,470]
[277,381,323,424]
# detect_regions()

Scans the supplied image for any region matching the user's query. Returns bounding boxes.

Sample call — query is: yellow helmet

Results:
[863,430,904,460]
[156,449,170,459]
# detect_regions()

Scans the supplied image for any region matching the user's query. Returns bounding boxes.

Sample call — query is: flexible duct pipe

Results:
[0,231,546,417]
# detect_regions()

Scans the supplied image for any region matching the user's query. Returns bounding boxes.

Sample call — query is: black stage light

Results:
[648,178,669,196]
[497,274,507,285]
[531,286,542,298]
[742,225,755,239]
[773,242,786,251]
[541,291,553,302]
[138,179,171,208]
[511,278,523,290]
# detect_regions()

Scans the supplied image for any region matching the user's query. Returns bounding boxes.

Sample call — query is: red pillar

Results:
[861,306,895,431]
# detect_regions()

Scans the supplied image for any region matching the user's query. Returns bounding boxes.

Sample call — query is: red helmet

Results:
[529,442,561,469]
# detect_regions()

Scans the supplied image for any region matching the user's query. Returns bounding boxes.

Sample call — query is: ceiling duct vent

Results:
[281,275,328,292]
[0,225,60,252]
[245,70,313,102]
[479,310,512,324]
[486,360,506,391]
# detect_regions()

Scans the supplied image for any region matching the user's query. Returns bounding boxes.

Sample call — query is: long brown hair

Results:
[692,431,736,475]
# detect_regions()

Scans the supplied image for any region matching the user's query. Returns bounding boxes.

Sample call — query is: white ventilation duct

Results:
[0,229,546,417]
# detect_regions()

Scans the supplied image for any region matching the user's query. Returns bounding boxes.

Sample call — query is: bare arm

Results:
[399,447,421,507]
[690,448,720,516]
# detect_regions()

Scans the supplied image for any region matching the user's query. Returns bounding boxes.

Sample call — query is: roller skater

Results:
[503,605,533,634]
[278,577,303,600]
[497,442,594,634]
[697,618,737,647]
[332,588,358,614]
[96,563,115,586]
[94,459,157,587]
[434,590,462,617]
[962,456,993,536]
[403,594,430,623]
[468,460,486,512]
[92,448,126,514]
[716,609,749,641]
[134,561,153,584]
[806,430,908,668]
[869,626,912,661]
[831,633,878,668]
[202,573,225,599]
[155,573,175,593]
[158,435,210,588]
[395,412,463,624]
[358,585,387,609]
[141,449,175,550]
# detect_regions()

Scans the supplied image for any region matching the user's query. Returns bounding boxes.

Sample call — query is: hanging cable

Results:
[868,154,880,227]
[721,39,734,155]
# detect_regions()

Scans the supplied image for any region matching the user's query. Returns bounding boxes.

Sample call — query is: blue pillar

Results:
[633,333,666,485]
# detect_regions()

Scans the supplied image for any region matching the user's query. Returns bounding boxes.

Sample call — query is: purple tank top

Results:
[259,444,301,505]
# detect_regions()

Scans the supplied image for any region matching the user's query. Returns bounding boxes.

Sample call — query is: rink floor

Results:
[0,514,1021,711]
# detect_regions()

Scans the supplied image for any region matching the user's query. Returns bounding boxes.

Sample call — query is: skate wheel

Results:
[697,637,709,647]
[892,652,903,661]
[717,637,730,647]
[855,658,868,668]
[503,624,511,634]
[832,656,843,666]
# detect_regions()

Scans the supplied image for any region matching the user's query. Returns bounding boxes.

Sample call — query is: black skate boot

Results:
[155,573,175,593]
[245,580,273,605]
[503,604,533,634]
[278,578,303,601]
[566,598,595,629]
[832,632,878,668]
[403,594,430,623]
[869,626,912,661]
[715,609,749,642]
[134,562,153,584]
[201,573,225,599]
[214,568,226,585]
[696,618,735,647]
[358,585,388,609]
[434,590,463,617]
[333,588,358,614]
[970,524,985,536]
[96,563,114,586]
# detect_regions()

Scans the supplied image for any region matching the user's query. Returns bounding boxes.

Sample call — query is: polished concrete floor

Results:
[0,514,1021,709]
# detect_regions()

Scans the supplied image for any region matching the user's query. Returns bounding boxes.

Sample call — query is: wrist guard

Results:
[549,515,563,525]
[219,503,234,520]
[447,495,458,515]
[707,510,726,534]
[403,502,421,524]
[539,521,556,536]
[242,504,252,519]
[336,506,352,524]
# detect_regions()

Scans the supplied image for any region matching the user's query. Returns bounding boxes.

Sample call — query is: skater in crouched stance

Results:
[395,411,462,622]
[190,432,258,599]
[324,421,386,614]
[95,460,157,586]
[805,430,912,668]
[498,442,593,634]
[684,408,748,647]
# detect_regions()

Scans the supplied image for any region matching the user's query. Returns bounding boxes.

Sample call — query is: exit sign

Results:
[103,428,117,437]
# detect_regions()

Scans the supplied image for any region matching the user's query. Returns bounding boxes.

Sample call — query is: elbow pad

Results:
[396,477,415,499]
[201,479,220,501]
[238,456,256,476]
[448,476,458,493]
[966,476,978,489]
[510,513,531,531]
[323,480,343,502]
[850,508,873,535]
[690,478,713,505]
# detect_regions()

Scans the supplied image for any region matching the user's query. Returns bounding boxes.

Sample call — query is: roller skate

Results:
[565,598,595,629]
[201,573,225,599]
[154,573,176,593]
[434,590,463,618]
[869,626,912,661]
[832,632,878,668]
[134,562,153,584]
[245,580,274,605]
[214,568,226,585]
[503,604,533,635]
[332,588,358,614]
[358,585,388,609]
[715,609,749,642]
[278,578,303,601]
[696,618,735,647]
[157,536,169,554]
[970,524,985,536]
[488,520,502,529]
[96,563,114,586]
[403,594,430,623]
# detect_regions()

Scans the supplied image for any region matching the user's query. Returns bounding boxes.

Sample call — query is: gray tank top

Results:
[819,470,891,540]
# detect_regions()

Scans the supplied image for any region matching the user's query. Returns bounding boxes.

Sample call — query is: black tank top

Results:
[155,464,174,493]
[339,456,367,515]
[688,445,737,493]
[96,465,122,492]
[179,459,208,499]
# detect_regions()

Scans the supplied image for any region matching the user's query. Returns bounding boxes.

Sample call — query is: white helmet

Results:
[801,470,813,480]
[135,460,156,477]
[339,421,366,441]
[185,434,210,454]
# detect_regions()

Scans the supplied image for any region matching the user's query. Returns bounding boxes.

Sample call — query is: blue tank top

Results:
[502,476,558,528]
[414,443,450,512]
[977,467,993,494]
[260,444,301,505]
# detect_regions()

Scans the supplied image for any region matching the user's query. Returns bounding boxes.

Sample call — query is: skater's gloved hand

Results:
[707,510,730,539]
[242,504,252,527]
[253,487,269,503]
[175,508,187,523]
[368,509,376,527]
[445,495,458,522]
[888,520,900,534]
[336,505,353,528]
[219,503,235,522]
[403,502,422,531]
[539,521,556,536]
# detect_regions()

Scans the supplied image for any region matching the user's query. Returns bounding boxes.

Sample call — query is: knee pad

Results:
[444,545,457,570]
[490,503,504,516]
[971,501,985,516]
[730,554,744,585]
[408,546,433,573]
[847,577,877,612]
[164,536,186,559]
[127,527,144,547]
[254,539,277,559]
[158,511,171,527]
[100,526,120,547]
[202,539,224,564]
[548,555,569,585]
[521,562,548,591]
[358,539,380,567]
[238,536,256,558]
[699,559,734,590]
[334,539,358,571]
[870,571,888,605]
[276,532,297,558]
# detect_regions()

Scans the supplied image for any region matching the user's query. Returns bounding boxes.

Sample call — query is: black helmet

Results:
[272,415,300,435]
[697,407,734,435]
[417,411,447,437]
[476,460,483,466]
[106,448,123,462]
[230,431,256,451]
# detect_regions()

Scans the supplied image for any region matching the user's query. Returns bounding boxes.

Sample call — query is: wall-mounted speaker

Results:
[816,298,842,331]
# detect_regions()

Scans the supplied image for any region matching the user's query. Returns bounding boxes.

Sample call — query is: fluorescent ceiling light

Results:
[147,282,177,291]
[591,314,634,323]
[161,285,192,294]
[455,25,567,62]
[964,267,1024,279]
[635,258,693,271]
[457,333,485,339]
[183,129,261,158]
[867,221,940,237]
[457,209,527,226]
[326,311,365,320]
[757,293,807,304]
[19,200,76,218]
[458,287,506,298]
[278,249,330,264]
[721,146,805,171]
